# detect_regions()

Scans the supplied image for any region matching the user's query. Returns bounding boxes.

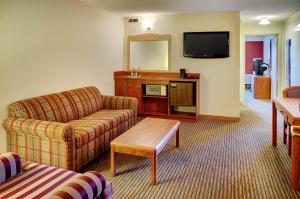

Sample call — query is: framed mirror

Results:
[127,33,171,71]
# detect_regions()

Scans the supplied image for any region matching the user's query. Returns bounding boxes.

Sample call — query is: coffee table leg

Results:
[176,128,180,148]
[110,146,116,177]
[151,152,157,185]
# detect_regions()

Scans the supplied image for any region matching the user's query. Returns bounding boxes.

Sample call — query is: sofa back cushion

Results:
[8,92,76,123]
[63,86,103,119]
[7,86,103,122]
[8,93,76,123]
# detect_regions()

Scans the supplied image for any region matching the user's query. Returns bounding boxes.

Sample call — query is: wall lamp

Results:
[142,19,155,31]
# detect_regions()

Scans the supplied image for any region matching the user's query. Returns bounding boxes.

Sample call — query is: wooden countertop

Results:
[114,71,200,82]
[114,75,199,82]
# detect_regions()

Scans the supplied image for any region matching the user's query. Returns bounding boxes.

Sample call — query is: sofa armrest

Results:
[3,118,75,170]
[101,95,138,118]
[46,171,108,199]
[2,117,74,142]
[0,152,22,183]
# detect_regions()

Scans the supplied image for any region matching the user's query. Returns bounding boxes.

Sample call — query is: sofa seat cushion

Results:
[82,109,134,128]
[68,119,111,148]
[69,109,133,148]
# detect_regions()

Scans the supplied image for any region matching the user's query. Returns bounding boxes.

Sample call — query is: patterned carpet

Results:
[84,91,300,199]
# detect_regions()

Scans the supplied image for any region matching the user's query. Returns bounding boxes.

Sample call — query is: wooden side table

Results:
[254,76,271,99]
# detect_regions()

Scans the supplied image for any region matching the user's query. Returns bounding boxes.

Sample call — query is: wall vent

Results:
[128,18,139,23]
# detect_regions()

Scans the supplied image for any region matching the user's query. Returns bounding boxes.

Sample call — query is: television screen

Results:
[183,32,229,58]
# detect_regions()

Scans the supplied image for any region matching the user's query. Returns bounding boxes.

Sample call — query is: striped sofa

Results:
[0,152,112,199]
[2,86,138,171]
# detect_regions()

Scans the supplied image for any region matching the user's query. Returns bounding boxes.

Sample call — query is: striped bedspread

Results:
[0,162,112,199]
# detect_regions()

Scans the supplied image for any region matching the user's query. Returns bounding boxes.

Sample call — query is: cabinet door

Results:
[115,78,125,96]
[127,79,142,113]
[169,82,194,106]
[115,78,142,113]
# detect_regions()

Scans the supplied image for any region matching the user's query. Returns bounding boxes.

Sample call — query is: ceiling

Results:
[81,0,300,22]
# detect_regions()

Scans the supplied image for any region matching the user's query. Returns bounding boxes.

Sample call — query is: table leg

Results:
[110,147,116,177]
[288,125,292,156]
[291,135,300,190]
[151,152,157,185]
[176,128,180,148]
[272,101,277,146]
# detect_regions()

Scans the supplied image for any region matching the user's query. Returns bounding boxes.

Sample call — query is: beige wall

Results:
[0,0,124,152]
[284,10,300,86]
[241,22,284,35]
[240,22,284,102]
[125,12,241,118]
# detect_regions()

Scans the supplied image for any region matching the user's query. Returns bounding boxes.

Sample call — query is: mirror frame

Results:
[127,33,171,71]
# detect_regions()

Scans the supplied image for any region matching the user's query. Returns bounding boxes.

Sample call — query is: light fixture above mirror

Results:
[142,19,155,30]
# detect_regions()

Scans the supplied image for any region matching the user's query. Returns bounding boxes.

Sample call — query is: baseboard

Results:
[200,114,240,122]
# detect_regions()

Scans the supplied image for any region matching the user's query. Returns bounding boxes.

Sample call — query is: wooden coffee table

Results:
[110,117,180,185]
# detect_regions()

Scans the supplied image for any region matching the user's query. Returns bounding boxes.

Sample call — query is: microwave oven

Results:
[145,85,167,96]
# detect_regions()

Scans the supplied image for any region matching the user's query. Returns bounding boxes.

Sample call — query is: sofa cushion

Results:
[0,162,111,199]
[45,171,106,199]
[7,92,76,123]
[68,109,133,148]
[82,109,134,128]
[0,162,78,198]
[63,86,104,120]
[0,152,21,184]
[68,119,111,148]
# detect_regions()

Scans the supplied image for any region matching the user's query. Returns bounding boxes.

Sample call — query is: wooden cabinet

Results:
[114,71,200,121]
[169,82,194,106]
[115,78,142,113]
[253,76,271,99]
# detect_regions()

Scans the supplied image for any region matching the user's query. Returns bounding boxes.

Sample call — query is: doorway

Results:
[244,35,278,104]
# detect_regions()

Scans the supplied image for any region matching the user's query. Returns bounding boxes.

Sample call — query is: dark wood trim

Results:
[200,114,240,122]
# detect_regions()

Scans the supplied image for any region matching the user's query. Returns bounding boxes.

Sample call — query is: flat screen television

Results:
[183,32,229,58]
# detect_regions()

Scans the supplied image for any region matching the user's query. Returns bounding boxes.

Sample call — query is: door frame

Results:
[286,39,292,87]
[240,34,280,103]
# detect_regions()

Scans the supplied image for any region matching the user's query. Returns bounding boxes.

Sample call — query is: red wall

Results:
[245,41,264,74]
